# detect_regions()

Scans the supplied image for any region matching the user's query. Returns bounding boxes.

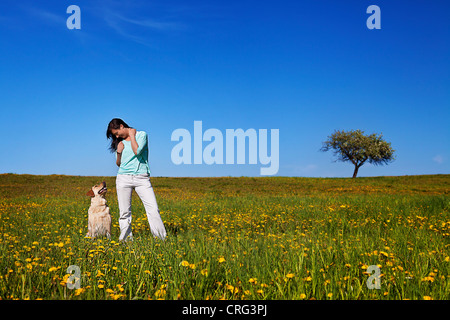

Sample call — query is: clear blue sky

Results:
[0,0,449,177]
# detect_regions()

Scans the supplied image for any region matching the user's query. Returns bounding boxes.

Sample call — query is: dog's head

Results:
[86,181,107,198]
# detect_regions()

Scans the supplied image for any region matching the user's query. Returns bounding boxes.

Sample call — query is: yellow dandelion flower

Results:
[74,288,85,296]
[286,273,295,279]
[180,260,189,267]
[421,276,435,282]
[423,296,433,300]
[155,288,166,298]
[300,293,306,299]
[218,257,226,263]
[116,284,124,292]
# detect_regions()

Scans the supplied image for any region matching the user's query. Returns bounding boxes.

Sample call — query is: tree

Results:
[321,129,395,178]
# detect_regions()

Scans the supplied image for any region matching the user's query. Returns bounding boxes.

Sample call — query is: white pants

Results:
[116,174,167,241]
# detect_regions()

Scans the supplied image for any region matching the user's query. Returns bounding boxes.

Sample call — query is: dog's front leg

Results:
[86,218,93,238]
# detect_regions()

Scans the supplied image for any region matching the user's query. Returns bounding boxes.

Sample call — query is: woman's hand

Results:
[117,141,124,153]
[116,142,124,167]
[128,128,137,137]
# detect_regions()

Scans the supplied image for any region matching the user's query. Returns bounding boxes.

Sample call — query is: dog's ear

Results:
[86,189,95,197]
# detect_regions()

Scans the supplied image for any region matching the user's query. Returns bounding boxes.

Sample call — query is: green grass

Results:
[0,173,449,300]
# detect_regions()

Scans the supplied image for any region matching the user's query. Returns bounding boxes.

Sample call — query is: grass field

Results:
[0,173,449,300]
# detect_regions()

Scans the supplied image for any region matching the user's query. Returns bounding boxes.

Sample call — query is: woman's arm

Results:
[116,141,124,167]
[129,128,139,155]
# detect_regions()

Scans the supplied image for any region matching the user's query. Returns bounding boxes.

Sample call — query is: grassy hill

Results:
[0,174,448,300]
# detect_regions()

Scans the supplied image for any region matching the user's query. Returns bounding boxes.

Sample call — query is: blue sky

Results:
[0,0,448,177]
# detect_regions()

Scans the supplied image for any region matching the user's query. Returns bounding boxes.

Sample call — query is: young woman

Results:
[106,118,167,241]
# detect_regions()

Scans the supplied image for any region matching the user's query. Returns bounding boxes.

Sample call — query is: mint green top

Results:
[117,131,150,175]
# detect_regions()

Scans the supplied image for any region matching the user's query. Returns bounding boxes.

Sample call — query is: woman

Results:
[106,118,167,241]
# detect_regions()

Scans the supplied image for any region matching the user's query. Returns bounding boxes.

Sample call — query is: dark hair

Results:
[106,118,131,153]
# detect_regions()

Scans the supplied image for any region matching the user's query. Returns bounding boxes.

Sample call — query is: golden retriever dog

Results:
[86,181,111,238]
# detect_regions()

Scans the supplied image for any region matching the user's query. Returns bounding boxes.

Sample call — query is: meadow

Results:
[0,173,448,300]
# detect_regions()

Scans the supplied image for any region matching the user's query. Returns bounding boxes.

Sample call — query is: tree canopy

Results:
[321,129,395,178]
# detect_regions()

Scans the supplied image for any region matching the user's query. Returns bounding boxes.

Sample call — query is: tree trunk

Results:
[352,165,359,178]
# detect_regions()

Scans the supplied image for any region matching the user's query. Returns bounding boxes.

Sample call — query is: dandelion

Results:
[300,293,306,299]
[116,284,124,292]
[423,296,433,300]
[421,276,435,282]
[180,260,189,267]
[60,274,70,286]
[201,269,208,276]
[224,284,239,294]
[248,278,257,284]
[74,288,85,296]
[379,251,389,257]
[286,273,295,279]
[218,257,226,263]
[155,285,167,298]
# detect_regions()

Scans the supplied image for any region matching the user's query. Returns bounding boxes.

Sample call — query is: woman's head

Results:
[106,118,131,152]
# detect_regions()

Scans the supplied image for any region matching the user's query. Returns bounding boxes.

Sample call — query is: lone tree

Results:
[321,129,395,178]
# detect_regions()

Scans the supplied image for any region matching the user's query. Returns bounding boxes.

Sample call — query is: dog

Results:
[86,181,111,238]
